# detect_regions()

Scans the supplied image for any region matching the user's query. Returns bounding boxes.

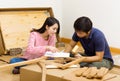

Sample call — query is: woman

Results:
[10,17,60,74]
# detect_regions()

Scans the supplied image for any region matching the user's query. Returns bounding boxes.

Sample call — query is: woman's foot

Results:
[12,68,20,74]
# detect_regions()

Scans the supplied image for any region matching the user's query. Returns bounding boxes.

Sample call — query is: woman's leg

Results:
[10,57,27,63]
[10,57,27,74]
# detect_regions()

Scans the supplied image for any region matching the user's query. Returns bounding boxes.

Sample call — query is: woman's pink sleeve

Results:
[25,32,47,56]
[48,35,56,46]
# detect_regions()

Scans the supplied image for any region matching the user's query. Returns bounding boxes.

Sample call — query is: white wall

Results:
[62,0,120,48]
[0,0,63,34]
[0,0,120,48]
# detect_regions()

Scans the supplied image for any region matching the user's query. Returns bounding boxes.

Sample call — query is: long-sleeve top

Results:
[22,31,56,60]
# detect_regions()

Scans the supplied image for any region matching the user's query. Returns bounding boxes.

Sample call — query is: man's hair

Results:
[74,16,92,33]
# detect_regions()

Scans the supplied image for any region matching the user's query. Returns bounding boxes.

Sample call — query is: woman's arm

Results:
[25,32,47,56]
[26,32,58,56]
[47,35,59,52]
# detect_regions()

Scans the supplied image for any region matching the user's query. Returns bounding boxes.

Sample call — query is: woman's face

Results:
[46,23,58,36]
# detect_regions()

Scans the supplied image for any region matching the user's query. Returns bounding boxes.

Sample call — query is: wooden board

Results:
[0,26,5,55]
[0,7,54,54]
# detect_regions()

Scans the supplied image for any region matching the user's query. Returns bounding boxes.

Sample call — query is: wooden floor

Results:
[0,52,120,81]
[0,55,21,81]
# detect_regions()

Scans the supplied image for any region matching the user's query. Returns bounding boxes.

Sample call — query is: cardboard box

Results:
[0,7,54,54]
[20,63,120,81]
[20,64,77,81]
[0,26,5,55]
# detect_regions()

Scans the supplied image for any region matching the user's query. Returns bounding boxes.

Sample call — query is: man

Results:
[64,16,113,69]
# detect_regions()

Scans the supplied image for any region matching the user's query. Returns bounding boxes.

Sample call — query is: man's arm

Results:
[64,40,77,53]
[82,51,104,62]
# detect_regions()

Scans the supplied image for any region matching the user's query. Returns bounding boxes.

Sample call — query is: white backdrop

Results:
[0,0,120,48]
[62,0,120,48]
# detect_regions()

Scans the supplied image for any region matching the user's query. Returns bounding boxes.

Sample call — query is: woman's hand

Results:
[46,46,59,53]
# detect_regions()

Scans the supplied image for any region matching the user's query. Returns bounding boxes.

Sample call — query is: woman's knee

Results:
[10,58,21,64]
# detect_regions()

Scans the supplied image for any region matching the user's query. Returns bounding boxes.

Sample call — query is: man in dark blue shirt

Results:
[64,16,113,69]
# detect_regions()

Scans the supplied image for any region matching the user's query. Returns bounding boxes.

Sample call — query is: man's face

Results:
[76,31,88,38]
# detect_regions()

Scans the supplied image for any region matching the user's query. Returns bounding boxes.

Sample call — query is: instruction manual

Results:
[45,51,70,57]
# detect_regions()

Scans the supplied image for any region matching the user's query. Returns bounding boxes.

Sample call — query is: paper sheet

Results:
[112,55,120,66]
[45,51,70,57]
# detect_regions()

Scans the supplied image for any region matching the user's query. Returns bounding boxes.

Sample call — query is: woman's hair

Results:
[74,16,92,33]
[32,17,60,41]
[32,17,60,34]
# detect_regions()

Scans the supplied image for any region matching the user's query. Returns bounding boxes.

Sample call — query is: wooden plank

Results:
[0,56,47,70]
[0,25,5,55]
[37,62,47,81]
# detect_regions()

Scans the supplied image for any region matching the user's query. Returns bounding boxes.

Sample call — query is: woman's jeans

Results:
[10,58,27,69]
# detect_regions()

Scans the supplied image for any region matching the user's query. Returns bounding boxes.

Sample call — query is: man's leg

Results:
[87,59,113,69]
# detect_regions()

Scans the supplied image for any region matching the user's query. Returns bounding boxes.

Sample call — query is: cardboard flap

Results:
[0,8,54,54]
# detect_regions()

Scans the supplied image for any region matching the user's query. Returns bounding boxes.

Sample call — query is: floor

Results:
[0,54,21,81]
[0,50,120,81]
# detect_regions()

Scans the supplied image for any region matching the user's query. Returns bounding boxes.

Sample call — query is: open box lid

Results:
[0,7,54,54]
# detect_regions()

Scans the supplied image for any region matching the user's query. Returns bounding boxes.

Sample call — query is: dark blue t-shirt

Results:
[72,28,113,62]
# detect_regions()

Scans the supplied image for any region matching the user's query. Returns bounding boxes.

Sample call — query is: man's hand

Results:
[74,53,82,58]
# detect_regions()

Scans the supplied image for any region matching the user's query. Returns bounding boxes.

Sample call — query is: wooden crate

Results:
[0,26,5,55]
[0,7,54,54]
